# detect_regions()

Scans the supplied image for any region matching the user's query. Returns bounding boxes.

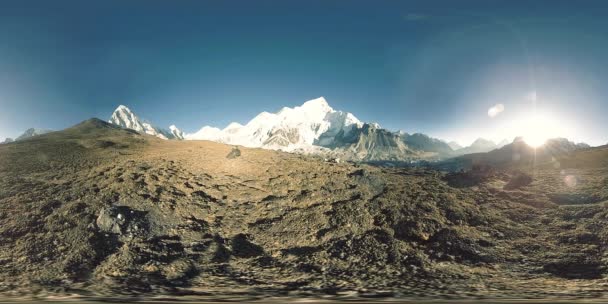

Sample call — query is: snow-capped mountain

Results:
[185,97,462,161]
[109,105,184,140]
[186,97,363,151]
[16,128,53,141]
[169,125,184,140]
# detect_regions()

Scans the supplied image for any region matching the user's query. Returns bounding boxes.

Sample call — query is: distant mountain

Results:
[109,105,184,140]
[447,137,589,170]
[169,125,184,140]
[497,139,510,148]
[15,128,53,141]
[1,138,13,144]
[186,97,363,151]
[576,142,591,149]
[448,141,463,150]
[185,97,455,161]
[454,138,510,155]
[325,123,420,161]
[401,133,454,156]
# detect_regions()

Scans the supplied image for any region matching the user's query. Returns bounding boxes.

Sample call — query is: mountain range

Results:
[186,97,363,151]
[17,128,54,141]
[108,97,465,161]
[453,138,510,155]
[439,136,592,171]
[0,128,54,143]
[1,97,591,163]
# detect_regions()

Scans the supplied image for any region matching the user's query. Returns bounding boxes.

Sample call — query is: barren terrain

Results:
[0,119,607,301]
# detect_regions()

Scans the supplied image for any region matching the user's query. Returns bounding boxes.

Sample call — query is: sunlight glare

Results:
[519,112,560,148]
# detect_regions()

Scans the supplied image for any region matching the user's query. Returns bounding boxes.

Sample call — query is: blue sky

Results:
[1,0,607,146]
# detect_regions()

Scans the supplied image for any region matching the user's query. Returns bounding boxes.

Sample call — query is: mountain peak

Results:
[113,105,135,116]
[302,96,328,106]
[453,138,499,155]
[115,104,131,111]
[300,97,332,113]
[186,96,360,150]
[169,125,184,139]
[109,105,183,140]
[471,138,495,146]
[110,105,143,132]
[448,141,463,150]
[224,122,243,130]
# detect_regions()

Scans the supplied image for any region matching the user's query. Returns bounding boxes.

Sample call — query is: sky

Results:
[1,0,607,146]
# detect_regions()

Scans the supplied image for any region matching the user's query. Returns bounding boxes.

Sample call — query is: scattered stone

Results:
[96,206,148,235]
[2,119,608,299]
[226,146,241,159]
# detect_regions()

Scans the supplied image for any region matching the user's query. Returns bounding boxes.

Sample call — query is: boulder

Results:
[226,147,241,159]
[96,206,148,235]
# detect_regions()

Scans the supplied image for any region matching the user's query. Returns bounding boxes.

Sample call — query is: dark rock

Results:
[96,206,148,235]
[543,253,603,279]
[226,147,241,159]
[230,234,264,258]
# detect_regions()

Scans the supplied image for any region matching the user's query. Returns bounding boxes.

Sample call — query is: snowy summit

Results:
[185,97,363,151]
[109,105,184,140]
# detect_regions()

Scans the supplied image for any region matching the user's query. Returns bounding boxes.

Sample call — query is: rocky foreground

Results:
[0,119,607,301]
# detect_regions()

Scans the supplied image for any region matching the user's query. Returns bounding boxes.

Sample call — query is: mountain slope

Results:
[109,105,184,140]
[327,123,419,161]
[401,133,454,156]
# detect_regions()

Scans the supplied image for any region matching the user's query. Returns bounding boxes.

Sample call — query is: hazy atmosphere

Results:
[1,0,608,146]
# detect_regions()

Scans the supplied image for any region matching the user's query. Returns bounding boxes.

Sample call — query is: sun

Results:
[519,112,559,148]
[524,131,548,148]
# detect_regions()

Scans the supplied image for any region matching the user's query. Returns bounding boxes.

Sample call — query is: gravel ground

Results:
[0,118,607,302]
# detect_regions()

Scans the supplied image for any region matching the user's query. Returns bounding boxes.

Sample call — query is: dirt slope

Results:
[0,118,607,301]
